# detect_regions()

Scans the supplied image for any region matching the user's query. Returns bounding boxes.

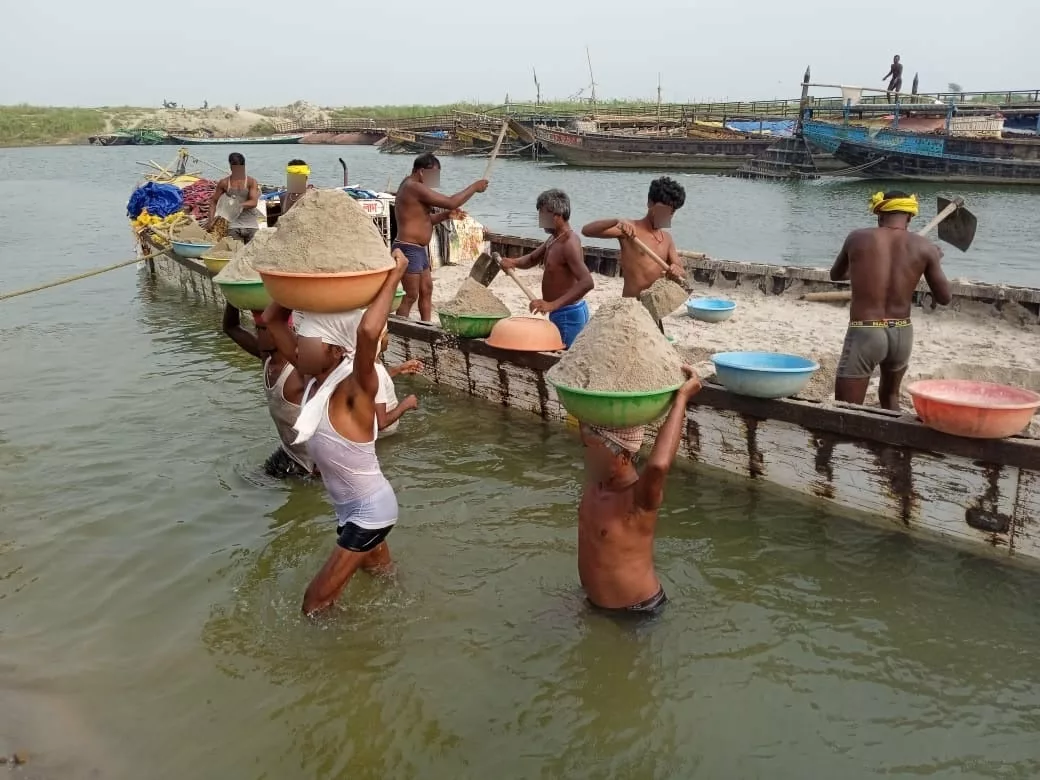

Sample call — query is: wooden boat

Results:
[535,126,773,170]
[801,119,1040,185]
[136,218,1040,565]
[168,133,304,145]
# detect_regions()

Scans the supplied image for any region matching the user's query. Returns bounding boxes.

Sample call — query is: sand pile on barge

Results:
[251,189,391,274]
[439,278,511,317]
[172,220,215,243]
[639,278,689,321]
[214,230,274,283]
[548,298,684,392]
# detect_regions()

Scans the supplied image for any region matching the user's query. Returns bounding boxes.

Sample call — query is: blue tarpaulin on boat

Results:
[725,120,795,136]
[126,182,184,219]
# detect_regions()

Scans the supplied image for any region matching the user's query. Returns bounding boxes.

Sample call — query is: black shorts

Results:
[335,521,393,553]
[588,587,668,619]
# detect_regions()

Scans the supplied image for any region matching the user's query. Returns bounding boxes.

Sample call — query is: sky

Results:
[3,0,1038,107]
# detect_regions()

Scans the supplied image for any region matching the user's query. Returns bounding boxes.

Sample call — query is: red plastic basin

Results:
[907,379,1040,439]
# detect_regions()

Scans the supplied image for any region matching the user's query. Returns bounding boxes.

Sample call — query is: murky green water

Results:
[2,146,1040,779]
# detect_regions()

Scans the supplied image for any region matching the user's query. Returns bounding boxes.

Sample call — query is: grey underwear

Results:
[836,320,914,379]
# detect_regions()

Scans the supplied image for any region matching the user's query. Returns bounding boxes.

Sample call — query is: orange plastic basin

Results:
[907,379,1040,439]
[486,316,565,352]
[259,266,394,314]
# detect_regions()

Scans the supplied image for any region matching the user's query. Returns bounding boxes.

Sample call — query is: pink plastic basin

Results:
[907,379,1040,439]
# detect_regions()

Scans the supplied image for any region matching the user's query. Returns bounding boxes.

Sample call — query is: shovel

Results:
[802,196,977,303]
[467,121,512,286]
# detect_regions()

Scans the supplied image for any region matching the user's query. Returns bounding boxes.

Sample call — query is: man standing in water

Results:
[221,303,315,478]
[394,153,488,321]
[830,191,951,410]
[265,252,410,616]
[498,189,594,348]
[204,152,262,243]
[578,366,702,616]
[581,177,687,330]
[883,55,904,101]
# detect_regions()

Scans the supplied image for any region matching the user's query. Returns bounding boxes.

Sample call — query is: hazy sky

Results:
[4,0,1038,107]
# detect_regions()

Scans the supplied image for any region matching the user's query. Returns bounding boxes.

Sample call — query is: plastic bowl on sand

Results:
[217,280,272,311]
[907,379,1040,439]
[438,312,510,338]
[171,240,214,259]
[711,351,819,399]
[258,266,395,314]
[486,316,565,352]
[202,255,230,274]
[550,383,684,428]
[687,297,736,323]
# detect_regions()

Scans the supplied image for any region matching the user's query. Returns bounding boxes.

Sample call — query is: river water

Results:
[1,146,1040,779]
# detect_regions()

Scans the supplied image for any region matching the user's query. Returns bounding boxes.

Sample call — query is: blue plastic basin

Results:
[711,351,819,399]
[687,297,736,323]
[172,240,214,259]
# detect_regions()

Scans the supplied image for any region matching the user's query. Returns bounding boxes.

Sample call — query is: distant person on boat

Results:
[264,251,410,616]
[393,152,489,321]
[577,366,702,617]
[281,159,310,215]
[830,191,952,410]
[205,152,262,243]
[220,302,316,479]
[498,188,594,348]
[581,177,686,330]
[883,55,903,100]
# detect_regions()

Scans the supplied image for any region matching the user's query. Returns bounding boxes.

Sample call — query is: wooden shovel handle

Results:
[500,265,539,302]
[482,121,510,181]
[915,196,963,237]
[629,235,671,273]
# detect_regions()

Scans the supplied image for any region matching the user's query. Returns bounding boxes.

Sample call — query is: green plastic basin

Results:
[393,288,405,308]
[438,311,509,338]
[217,280,272,311]
[551,382,683,427]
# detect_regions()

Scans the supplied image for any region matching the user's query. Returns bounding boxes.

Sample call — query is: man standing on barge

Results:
[830,191,951,411]
[580,177,687,330]
[498,189,594,348]
[394,153,488,322]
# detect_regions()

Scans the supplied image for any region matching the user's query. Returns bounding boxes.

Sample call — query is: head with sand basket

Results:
[580,423,646,480]
[293,310,364,377]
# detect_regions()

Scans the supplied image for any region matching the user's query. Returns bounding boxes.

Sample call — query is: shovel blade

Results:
[469,252,501,286]
[936,196,977,252]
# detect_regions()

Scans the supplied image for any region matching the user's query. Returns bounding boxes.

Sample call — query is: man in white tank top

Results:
[221,302,315,478]
[264,251,410,616]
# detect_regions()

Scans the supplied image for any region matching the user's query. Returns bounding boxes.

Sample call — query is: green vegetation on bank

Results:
[0,105,107,146]
[327,99,659,119]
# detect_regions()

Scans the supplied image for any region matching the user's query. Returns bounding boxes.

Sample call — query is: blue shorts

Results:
[392,241,430,274]
[548,300,590,349]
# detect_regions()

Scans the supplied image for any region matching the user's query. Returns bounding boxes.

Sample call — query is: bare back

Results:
[577,482,660,609]
[395,178,435,246]
[844,228,944,321]
[618,225,672,297]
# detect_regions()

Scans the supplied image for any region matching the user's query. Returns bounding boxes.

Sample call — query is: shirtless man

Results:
[394,153,488,321]
[264,252,410,616]
[581,177,686,329]
[221,302,315,478]
[204,152,262,243]
[830,191,952,410]
[883,55,904,101]
[578,366,702,616]
[498,189,594,348]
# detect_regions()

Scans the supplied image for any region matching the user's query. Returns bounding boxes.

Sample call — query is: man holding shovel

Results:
[498,189,594,348]
[830,191,952,410]
[394,153,488,322]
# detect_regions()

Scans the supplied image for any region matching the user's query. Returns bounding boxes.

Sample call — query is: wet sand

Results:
[429,263,1040,432]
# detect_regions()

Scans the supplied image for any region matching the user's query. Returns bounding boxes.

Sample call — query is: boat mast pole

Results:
[796,65,811,136]
[586,47,598,119]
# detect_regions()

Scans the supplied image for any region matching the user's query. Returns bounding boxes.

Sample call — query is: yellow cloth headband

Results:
[869,191,918,216]
[286,164,310,176]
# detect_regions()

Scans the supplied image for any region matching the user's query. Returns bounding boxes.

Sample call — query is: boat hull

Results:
[168,134,304,145]
[535,127,772,170]
[803,120,1040,184]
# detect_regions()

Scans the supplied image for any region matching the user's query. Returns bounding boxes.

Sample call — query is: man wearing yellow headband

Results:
[281,158,310,215]
[829,190,951,410]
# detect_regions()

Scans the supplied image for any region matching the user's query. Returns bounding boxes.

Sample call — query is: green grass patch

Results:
[0,105,108,146]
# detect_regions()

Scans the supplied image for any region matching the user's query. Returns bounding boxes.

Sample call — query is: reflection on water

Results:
[1,145,1040,779]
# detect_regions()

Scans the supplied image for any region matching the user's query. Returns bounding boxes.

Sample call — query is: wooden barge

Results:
[139,229,1040,564]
